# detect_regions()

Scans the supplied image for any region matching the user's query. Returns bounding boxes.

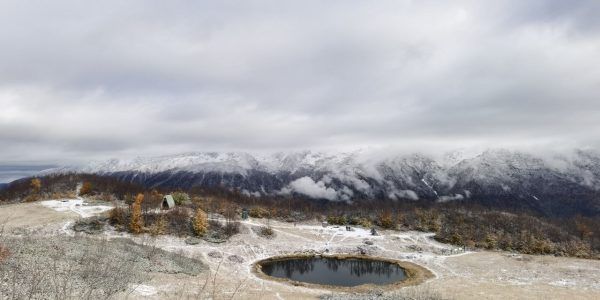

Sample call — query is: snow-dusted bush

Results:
[249,206,269,218]
[172,191,190,205]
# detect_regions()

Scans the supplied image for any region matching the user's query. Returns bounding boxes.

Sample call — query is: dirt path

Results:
[0,201,77,230]
[427,251,600,300]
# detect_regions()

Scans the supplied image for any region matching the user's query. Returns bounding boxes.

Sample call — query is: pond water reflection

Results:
[259,257,407,287]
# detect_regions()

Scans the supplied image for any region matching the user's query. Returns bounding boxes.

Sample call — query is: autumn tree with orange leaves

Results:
[130,193,144,234]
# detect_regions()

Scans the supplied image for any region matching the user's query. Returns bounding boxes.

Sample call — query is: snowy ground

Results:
[1,200,600,299]
[41,197,113,218]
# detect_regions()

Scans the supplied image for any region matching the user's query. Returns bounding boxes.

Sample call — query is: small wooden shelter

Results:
[162,195,175,210]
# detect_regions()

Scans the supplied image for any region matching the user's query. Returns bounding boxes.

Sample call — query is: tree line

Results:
[1,173,598,259]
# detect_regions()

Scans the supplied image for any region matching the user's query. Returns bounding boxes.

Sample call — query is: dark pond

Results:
[259,257,407,287]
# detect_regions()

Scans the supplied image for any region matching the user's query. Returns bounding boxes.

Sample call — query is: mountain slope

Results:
[47,149,600,216]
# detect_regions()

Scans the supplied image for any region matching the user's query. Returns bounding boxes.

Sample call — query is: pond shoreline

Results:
[252,253,435,293]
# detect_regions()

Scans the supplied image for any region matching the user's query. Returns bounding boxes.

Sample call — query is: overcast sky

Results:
[1,0,600,168]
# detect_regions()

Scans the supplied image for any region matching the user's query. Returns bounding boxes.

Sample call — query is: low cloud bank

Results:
[390,189,419,201]
[279,176,355,201]
[280,176,423,202]
[437,194,465,203]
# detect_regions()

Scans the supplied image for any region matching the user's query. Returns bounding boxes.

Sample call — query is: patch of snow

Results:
[132,284,157,296]
[420,178,438,196]
[297,224,382,240]
[41,198,113,218]
[549,279,577,287]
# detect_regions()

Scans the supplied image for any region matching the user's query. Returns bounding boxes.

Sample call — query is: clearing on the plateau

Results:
[0,196,599,299]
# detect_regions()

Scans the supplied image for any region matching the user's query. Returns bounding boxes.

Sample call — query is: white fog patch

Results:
[390,189,419,201]
[279,176,355,201]
[580,170,597,189]
[438,194,465,203]
[341,186,354,197]
[330,172,372,195]
[432,170,457,189]
[283,176,339,201]
[241,189,261,197]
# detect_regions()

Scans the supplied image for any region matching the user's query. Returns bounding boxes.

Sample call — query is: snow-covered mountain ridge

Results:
[47,149,600,216]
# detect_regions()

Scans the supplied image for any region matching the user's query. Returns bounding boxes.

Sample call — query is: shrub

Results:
[564,240,592,258]
[532,237,554,254]
[378,211,396,229]
[0,245,9,263]
[23,194,40,203]
[30,178,41,194]
[79,182,93,196]
[414,209,441,232]
[483,233,496,249]
[164,208,192,235]
[450,232,463,245]
[349,216,372,228]
[222,203,239,222]
[149,216,167,236]
[358,218,372,228]
[129,194,144,234]
[109,207,128,228]
[286,211,308,222]
[172,191,190,205]
[190,196,208,210]
[224,221,240,237]
[73,217,105,234]
[206,220,240,240]
[208,220,222,230]
[260,226,274,237]
[142,190,163,212]
[124,194,135,206]
[249,207,269,218]
[21,178,43,202]
[327,215,347,225]
[193,209,208,236]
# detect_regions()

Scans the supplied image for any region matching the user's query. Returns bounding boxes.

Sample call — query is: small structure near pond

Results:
[162,195,175,210]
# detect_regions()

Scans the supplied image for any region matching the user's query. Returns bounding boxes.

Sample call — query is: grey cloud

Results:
[280,176,354,201]
[0,0,600,166]
[438,194,465,203]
